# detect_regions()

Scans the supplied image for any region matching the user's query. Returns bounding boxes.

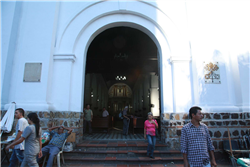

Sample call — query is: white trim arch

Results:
[56,1,190,58]
[52,1,191,113]
[65,14,175,113]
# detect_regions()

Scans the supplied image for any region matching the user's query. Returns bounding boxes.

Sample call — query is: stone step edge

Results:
[64,150,181,154]
[64,156,183,161]
[76,144,168,147]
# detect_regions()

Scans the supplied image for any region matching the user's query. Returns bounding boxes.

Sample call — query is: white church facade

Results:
[1,0,250,147]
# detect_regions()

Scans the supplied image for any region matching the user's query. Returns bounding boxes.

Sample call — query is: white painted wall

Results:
[186,1,250,112]
[1,1,22,106]
[2,2,59,110]
[1,0,249,113]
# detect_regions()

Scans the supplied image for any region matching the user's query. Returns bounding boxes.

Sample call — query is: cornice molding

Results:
[53,54,76,62]
[170,56,192,63]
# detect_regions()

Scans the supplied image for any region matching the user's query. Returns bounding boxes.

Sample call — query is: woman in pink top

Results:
[144,112,158,158]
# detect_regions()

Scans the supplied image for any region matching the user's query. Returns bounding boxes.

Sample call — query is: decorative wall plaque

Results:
[23,63,42,82]
[203,62,221,84]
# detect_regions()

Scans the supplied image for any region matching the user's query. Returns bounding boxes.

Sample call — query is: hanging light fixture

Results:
[115,76,126,80]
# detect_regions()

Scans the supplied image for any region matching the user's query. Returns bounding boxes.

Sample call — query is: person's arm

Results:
[183,153,189,167]
[6,137,25,150]
[61,126,73,134]
[209,150,217,167]
[48,126,60,132]
[123,115,129,120]
[153,120,158,129]
[180,128,188,167]
[38,137,43,158]
[91,110,93,122]
[10,130,22,149]
[205,126,217,167]
[144,128,146,139]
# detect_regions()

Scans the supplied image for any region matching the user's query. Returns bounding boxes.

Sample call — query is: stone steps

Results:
[63,155,184,165]
[61,140,183,165]
[59,164,183,167]
[64,150,181,157]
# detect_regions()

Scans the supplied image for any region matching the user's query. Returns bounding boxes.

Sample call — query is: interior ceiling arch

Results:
[86,26,158,89]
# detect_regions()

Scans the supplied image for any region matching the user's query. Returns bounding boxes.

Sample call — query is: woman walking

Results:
[144,112,158,159]
[6,112,42,167]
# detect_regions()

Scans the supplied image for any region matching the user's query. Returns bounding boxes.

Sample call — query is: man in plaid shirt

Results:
[181,106,217,167]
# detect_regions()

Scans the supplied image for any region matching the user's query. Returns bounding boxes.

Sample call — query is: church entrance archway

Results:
[83,26,161,139]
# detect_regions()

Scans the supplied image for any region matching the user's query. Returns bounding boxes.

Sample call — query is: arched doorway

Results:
[83,26,161,138]
[54,0,190,142]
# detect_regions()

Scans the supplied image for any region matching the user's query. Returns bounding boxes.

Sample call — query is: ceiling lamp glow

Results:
[116,76,126,80]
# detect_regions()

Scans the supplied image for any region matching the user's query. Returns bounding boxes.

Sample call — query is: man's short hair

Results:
[16,108,25,117]
[189,106,202,119]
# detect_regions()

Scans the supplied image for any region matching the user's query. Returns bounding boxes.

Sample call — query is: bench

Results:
[91,116,113,133]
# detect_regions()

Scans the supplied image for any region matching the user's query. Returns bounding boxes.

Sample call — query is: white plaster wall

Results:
[2,0,249,113]
[2,2,59,110]
[238,53,250,112]
[1,1,22,106]
[186,1,250,112]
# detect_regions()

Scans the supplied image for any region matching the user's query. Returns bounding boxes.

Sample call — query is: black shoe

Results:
[150,156,154,159]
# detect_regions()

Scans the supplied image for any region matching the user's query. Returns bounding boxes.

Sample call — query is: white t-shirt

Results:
[14,117,29,150]
[102,110,109,117]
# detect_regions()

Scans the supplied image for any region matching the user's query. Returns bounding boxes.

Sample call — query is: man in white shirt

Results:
[102,107,109,117]
[9,108,29,167]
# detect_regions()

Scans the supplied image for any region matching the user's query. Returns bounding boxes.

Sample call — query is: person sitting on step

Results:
[37,125,72,167]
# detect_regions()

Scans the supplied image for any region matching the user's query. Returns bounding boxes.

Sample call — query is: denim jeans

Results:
[190,162,211,167]
[37,144,60,167]
[83,120,92,134]
[21,154,38,167]
[146,135,156,157]
[123,118,128,135]
[9,149,24,167]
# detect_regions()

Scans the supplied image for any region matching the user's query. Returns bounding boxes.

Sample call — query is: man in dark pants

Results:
[181,106,217,167]
[122,106,129,135]
[83,104,93,135]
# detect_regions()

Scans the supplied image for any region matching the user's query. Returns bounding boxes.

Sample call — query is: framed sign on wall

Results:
[23,63,42,82]
[203,62,221,84]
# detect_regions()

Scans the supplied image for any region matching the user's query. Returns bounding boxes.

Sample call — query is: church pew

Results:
[91,116,113,133]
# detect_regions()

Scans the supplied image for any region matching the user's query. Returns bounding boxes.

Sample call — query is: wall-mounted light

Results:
[91,91,94,98]
[115,76,126,80]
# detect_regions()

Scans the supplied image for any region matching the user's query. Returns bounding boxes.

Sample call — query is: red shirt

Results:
[144,120,158,136]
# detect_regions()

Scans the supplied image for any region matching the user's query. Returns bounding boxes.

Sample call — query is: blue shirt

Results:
[49,130,70,148]
[181,122,214,167]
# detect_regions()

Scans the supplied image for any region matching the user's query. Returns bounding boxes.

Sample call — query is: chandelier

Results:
[115,76,126,80]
